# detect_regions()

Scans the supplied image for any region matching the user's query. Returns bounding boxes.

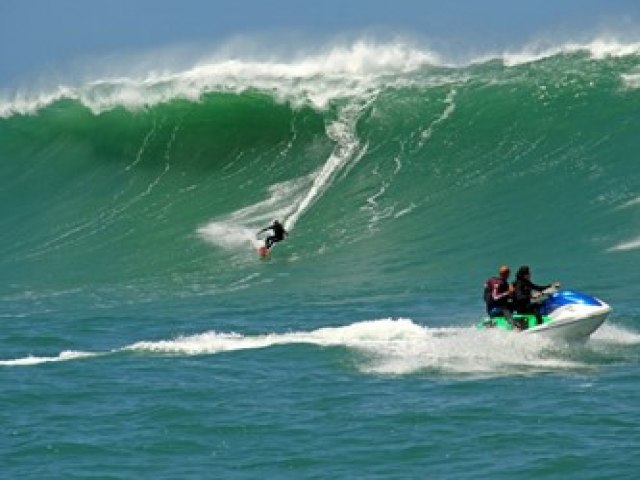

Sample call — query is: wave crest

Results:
[0,41,438,117]
[3,36,640,118]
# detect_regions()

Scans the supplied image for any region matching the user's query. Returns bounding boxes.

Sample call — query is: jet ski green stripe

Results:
[476,314,552,331]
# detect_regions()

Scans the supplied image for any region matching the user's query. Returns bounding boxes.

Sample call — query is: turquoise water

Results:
[2,42,640,478]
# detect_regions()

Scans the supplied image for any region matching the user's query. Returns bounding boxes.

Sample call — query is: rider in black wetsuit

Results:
[512,265,559,325]
[258,220,288,249]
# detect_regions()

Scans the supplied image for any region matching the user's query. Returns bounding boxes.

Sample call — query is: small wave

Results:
[498,38,640,66]
[621,197,640,208]
[608,236,640,252]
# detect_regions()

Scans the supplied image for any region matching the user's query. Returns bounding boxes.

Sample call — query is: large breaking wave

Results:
[1,38,639,300]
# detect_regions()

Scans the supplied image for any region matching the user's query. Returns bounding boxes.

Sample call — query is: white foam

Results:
[608,197,640,251]
[608,235,640,252]
[0,350,97,366]
[0,40,437,117]
[285,98,372,230]
[4,319,638,375]
[590,322,640,345]
[499,38,640,66]
[622,72,640,89]
[4,35,640,118]
[419,87,457,144]
[198,222,262,250]
[621,196,640,208]
[124,318,583,376]
[197,175,310,250]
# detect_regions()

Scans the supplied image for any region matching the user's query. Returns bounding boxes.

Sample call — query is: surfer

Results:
[483,265,518,327]
[512,265,560,325]
[257,220,288,249]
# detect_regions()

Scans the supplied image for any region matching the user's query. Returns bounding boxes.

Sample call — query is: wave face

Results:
[1,41,639,309]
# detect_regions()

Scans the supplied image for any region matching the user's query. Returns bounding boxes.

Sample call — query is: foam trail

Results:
[198,176,310,249]
[125,319,585,376]
[418,87,457,145]
[285,97,373,230]
[357,86,456,225]
[198,222,263,250]
[4,319,639,374]
[0,351,97,366]
[125,118,158,171]
[199,97,372,246]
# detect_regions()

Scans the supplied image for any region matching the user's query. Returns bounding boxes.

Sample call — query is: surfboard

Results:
[257,245,270,257]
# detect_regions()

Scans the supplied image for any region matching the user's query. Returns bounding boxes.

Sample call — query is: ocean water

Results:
[2,40,640,478]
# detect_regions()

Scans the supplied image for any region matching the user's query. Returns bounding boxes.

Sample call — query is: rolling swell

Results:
[1,47,639,311]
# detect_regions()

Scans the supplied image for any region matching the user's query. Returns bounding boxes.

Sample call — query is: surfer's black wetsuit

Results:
[259,221,287,249]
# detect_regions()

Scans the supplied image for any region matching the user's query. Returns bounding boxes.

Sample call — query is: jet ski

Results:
[476,289,611,342]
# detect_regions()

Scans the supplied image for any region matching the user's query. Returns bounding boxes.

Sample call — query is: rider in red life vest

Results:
[484,265,516,327]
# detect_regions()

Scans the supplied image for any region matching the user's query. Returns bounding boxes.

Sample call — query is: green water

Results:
[2,49,640,478]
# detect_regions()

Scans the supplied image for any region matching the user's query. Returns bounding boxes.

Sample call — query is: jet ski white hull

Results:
[523,303,611,342]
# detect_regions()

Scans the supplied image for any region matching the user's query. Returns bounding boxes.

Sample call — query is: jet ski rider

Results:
[484,265,516,326]
[512,265,560,326]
